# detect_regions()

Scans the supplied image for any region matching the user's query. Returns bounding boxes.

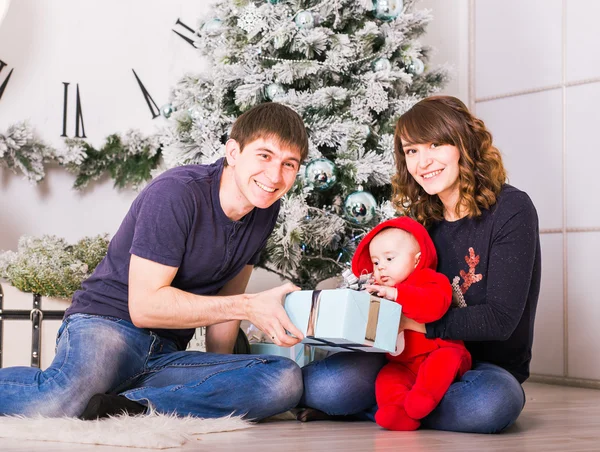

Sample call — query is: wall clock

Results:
[0,0,218,250]
[0,0,212,149]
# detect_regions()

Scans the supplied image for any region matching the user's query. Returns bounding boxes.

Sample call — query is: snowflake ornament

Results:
[365,82,389,113]
[237,3,266,36]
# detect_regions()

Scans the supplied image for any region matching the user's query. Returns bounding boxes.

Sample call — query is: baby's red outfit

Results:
[352,217,472,431]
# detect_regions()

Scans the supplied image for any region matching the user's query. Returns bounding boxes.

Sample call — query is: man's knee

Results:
[263,357,303,407]
[18,394,91,418]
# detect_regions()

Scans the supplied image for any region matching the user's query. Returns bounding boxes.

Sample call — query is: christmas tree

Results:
[161,0,448,288]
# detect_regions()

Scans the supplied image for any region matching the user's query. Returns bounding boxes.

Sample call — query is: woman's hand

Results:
[364,284,398,301]
[400,315,426,334]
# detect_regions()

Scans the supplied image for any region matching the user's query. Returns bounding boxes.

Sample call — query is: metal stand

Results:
[0,285,65,368]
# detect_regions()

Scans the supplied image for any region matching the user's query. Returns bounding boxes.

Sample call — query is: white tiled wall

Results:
[567,232,600,380]
[475,0,563,99]
[565,0,600,82]
[565,83,600,229]
[476,90,563,231]
[530,233,564,376]
[474,0,600,381]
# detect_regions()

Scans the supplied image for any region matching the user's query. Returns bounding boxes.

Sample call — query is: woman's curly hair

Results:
[391,96,507,226]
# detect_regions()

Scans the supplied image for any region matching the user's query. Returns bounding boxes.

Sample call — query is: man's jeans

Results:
[301,352,525,433]
[0,314,303,419]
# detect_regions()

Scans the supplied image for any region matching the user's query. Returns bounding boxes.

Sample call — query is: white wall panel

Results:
[566,0,600,82]
[476,90,563,231]
[475,0,562,99]
[565,83,600,229]
[567,232,600,380]
[530,233,564,377]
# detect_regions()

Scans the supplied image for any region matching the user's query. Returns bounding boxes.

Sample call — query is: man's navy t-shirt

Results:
[66,158,280,350]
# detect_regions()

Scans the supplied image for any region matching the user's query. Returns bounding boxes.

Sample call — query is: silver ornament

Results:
[295,11,315,29]
[344,191,377,224]
[407,57,425,75]
[373,0,403,21]
[305,158,337,191]
[265,82,286,100]
[372,57,392,72]
[187,107,203,121]
[202,18,223,36]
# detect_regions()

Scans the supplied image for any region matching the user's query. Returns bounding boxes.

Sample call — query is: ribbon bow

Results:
[340,268,372,291]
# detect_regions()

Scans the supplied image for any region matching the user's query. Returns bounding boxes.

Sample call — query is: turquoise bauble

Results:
[344,191,377,224]
[202,18,223,36]
[305,158,337,191]
[265,83,286,100]
[373,0,403,21]
[295,11,315,29]
[160,103,175,119]
[372,57,392,72]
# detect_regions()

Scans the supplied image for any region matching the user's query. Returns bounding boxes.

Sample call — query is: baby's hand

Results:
[364,284,398,301]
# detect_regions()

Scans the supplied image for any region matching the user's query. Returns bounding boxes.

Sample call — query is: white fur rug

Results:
[0,412,253,449]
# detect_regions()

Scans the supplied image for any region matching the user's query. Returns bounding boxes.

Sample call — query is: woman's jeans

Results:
[0,314,303,419]
[301,352,525,433]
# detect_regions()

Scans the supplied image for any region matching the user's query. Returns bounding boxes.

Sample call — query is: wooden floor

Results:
[1,382,599,451]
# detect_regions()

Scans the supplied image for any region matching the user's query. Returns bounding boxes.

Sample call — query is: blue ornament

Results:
[305,158,337,191]
[202,18,223,36]
[187,107,203,121]
[265,82,286,100]
[295,11,315,29]
[407,57,425,75]
[372,57,392,72]
[161,103,175,119]
[268,0,281,3]
[373,0,403,21]
[344,191,377,224]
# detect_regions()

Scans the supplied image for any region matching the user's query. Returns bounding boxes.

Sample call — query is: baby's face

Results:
[369,228,421,287]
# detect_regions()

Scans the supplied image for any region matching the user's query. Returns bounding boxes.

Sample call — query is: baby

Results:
[352,216,471,431]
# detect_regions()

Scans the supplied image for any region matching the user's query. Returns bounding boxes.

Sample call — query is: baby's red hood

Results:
[351,216,438,277]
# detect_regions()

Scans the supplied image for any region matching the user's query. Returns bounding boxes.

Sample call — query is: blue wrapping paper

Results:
[284,289,402,354]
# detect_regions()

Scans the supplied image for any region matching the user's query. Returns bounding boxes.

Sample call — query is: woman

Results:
[299,95,541,433]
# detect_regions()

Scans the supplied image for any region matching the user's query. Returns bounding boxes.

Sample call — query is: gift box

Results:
[284,289,401,354]
[249,342,314,367]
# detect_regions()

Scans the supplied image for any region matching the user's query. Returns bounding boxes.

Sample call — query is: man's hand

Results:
[245,282,305,347]
[364,284,398,301]
[399,315,426,334]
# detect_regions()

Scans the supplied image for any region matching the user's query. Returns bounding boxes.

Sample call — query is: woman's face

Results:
[401,140,461,202]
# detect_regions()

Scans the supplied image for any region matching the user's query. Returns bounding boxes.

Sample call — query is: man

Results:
[0,103,308,421]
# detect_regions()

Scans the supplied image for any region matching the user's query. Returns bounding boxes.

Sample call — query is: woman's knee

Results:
[301,352,386,414]
[424,364,524,433]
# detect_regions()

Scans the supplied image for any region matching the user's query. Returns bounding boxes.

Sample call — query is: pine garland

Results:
[0,122,161,189]
[0,235,109,298]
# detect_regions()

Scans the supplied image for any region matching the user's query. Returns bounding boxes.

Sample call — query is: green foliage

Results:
[0,235,109,298]
[68,134,162,190]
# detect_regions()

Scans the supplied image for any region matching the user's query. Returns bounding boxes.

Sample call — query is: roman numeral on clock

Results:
[60,82,86,138]
[132,69,160,119]
[0,59,14,102]
[172,18,199,48]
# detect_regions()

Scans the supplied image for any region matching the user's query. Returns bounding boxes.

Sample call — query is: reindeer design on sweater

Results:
[451,247,483,308]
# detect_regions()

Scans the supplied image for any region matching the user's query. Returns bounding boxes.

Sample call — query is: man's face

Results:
[225,136,301,209]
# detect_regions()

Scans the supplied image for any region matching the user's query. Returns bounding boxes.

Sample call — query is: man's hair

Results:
[228,102,309,162]
[391,95,507,226]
